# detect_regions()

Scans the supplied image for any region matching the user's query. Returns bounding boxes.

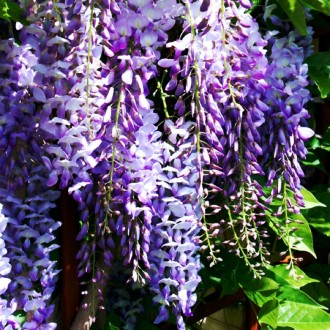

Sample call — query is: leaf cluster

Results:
[276,0,330,35]
[0,0,26,23]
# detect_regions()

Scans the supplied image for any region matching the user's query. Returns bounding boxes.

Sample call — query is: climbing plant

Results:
[0,0,329,329]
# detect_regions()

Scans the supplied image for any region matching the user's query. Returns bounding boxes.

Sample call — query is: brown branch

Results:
[70,271,108,330]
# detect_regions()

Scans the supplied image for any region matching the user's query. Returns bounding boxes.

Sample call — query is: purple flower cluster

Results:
[72,0,184,283]
[148,119,202,329]
[0,204,18,329]
[38,0,185,282]
[158,0,271,266]
[0,37,60,328]
[261,6,314,209]
[15,0,198,325]
[0,0,315,329]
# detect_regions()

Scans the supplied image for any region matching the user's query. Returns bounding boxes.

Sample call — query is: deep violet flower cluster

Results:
[0,204,17,329]
[0,0,316,329]
[261,6,314,209]
[0,38,59,329]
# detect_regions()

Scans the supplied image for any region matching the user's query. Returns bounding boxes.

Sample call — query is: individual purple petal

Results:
[297,126,314,140]
[33,88,47,103]
[140,30,158,48]
[200,0,210,12]
[122,68,133,85]
[0,278,11,294]
[153,305,169,324]
[158,59,178,68]
[16,277,32,290]
[239,0,252,9]
[21,321,38,329]
[115,19,132,37]
[46,172,58,187]
[77,224,89,241]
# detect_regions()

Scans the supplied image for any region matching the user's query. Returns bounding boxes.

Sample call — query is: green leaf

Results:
[107,324,121,330]
[248,0,263,13]
[205,251,251,298]
[299,0,330,16]
[266,264,319,288]
[0,0,10,20]
[198,263,222,292]
[308,135,321,150]
[105,309,121,330]
[303,191,330,236]
[308,216,330,236]
[267,209,316,258]
[300,186,326,209]
[0,0,25,23]
[265,185,316,258]
[13,311,26,326]
[276,0,307,35]
[302,151,322,168]
[243,277,279,307]
[277,286,330,329]
[303,281,330,310]
[305,52,330,98]
[287,212,316,258]
[320,144,330,152]
[278,285,327,309]
[258,299,279,329]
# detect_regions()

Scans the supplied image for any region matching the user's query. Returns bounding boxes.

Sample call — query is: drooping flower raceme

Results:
[0,204,18,329]
[0,38,60,329]
[158,0,271,270]
[261,7,313,209]
[148,119,202,329]
[81,0,185,285]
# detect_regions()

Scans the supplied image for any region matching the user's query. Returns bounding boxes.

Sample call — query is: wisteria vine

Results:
[0,0,316,329]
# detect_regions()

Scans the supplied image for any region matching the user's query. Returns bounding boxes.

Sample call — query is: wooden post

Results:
[246,300,259,330]
[59,191,81,330]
